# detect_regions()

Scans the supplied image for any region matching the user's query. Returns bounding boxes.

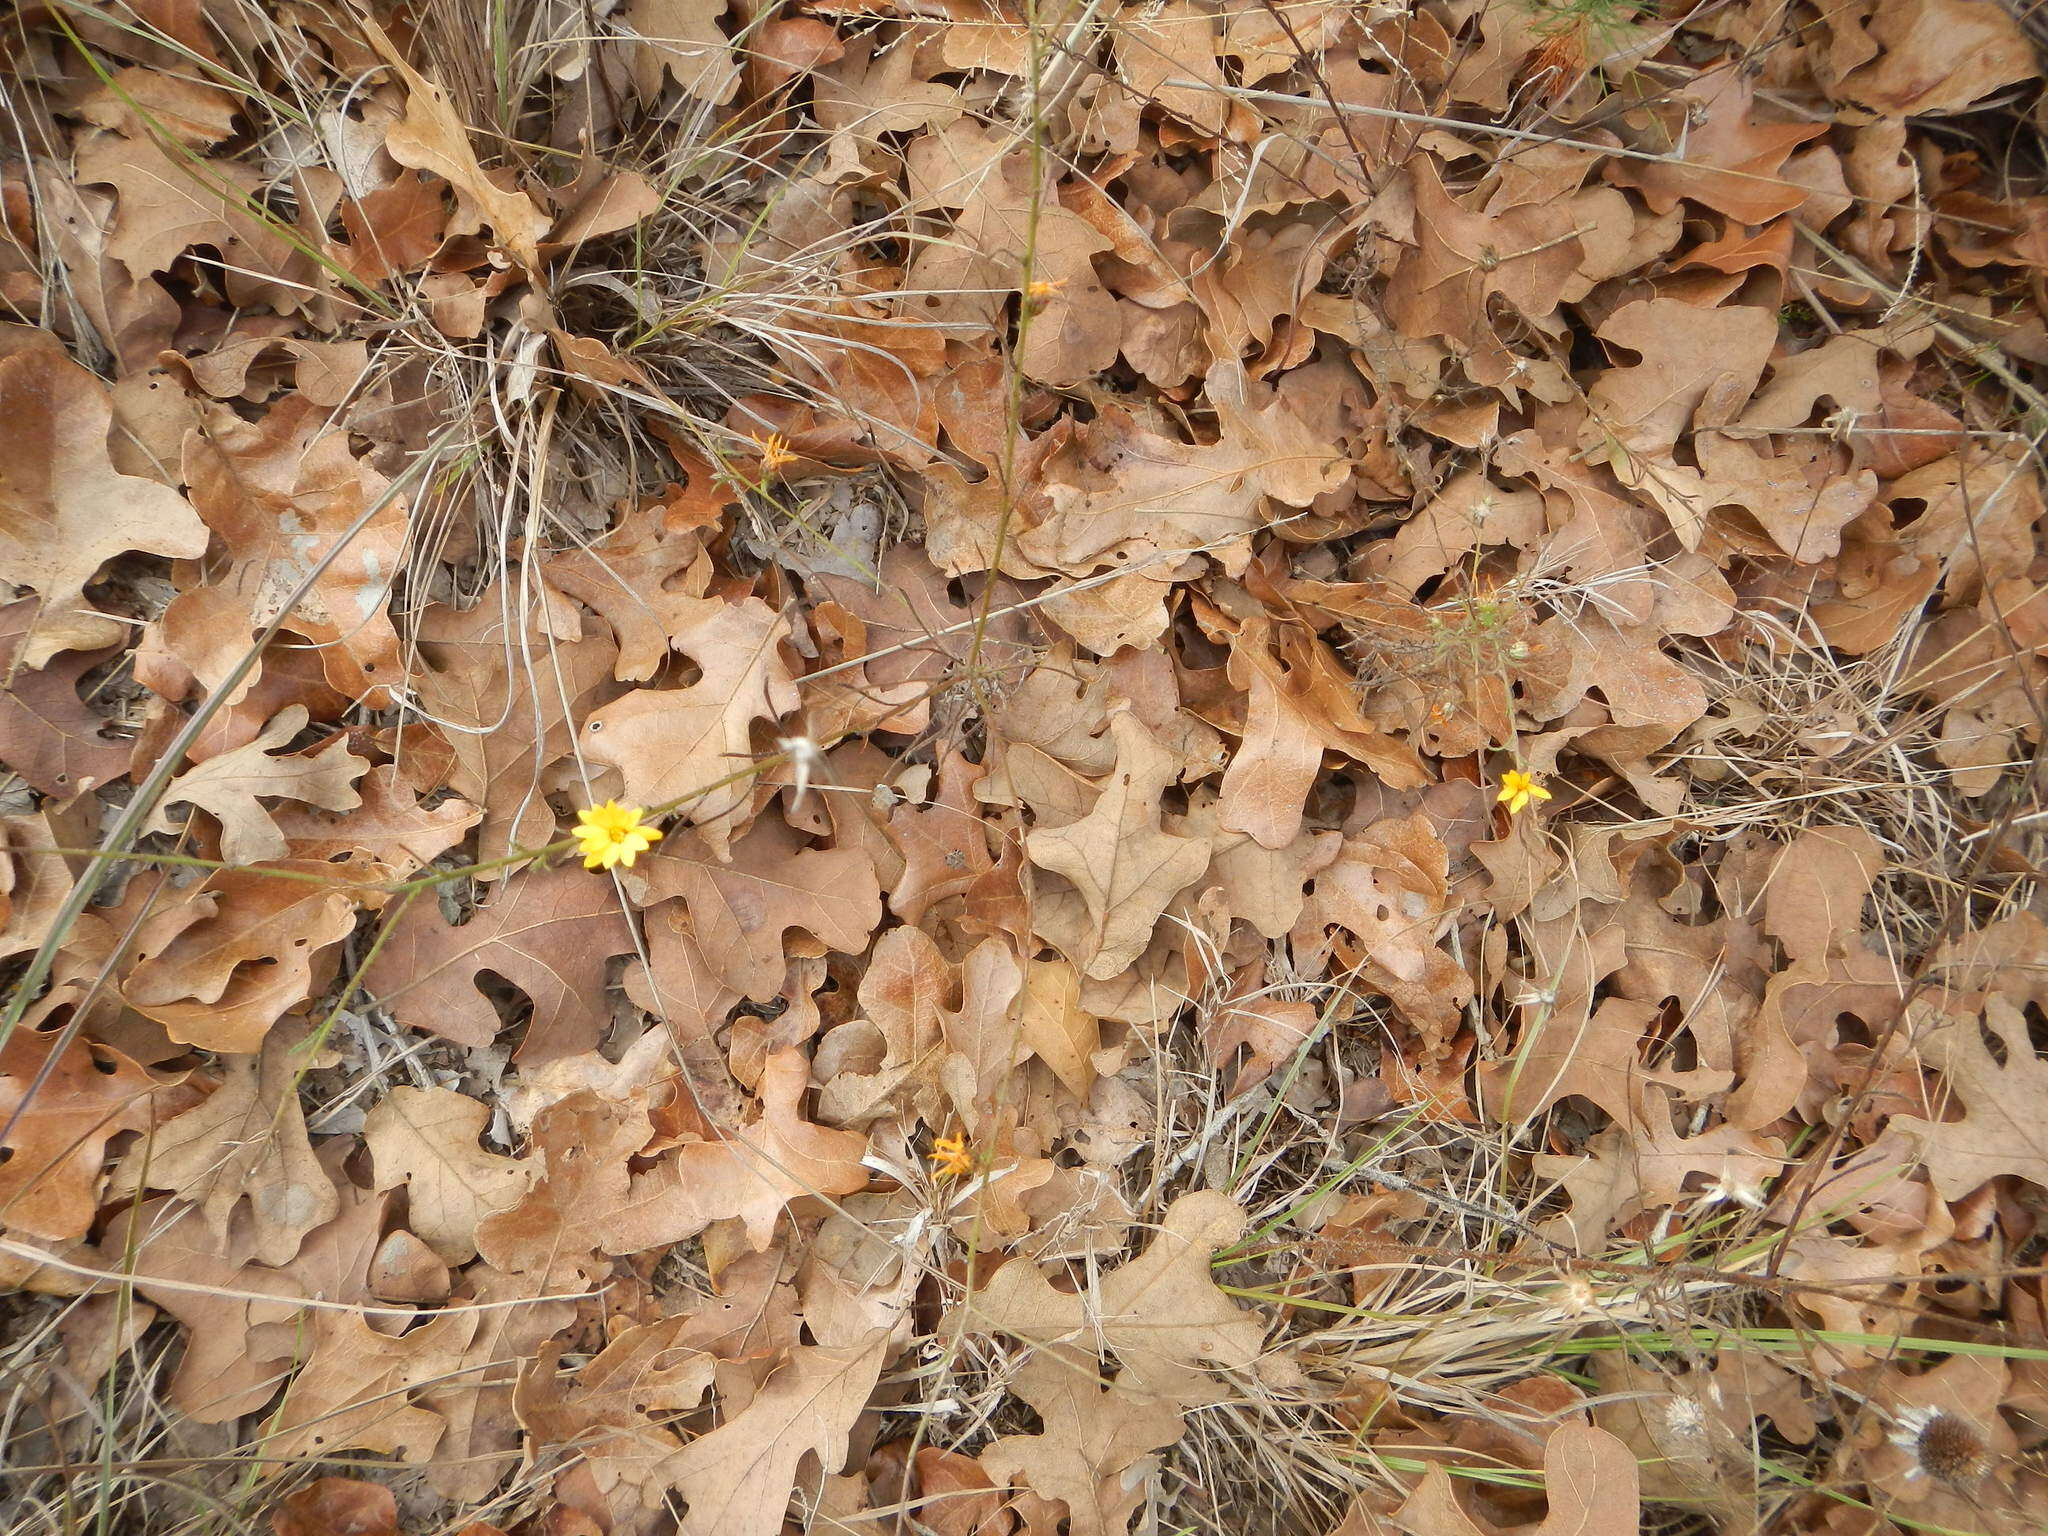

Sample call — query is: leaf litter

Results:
[0,2,2045,1535]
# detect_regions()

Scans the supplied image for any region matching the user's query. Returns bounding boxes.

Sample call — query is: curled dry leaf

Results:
[0,1029,164,1241]
[122,864,364,1054]
[362,19,551,267]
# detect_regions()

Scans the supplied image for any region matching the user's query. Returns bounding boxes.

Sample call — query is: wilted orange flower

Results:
[928,1132,973,1180]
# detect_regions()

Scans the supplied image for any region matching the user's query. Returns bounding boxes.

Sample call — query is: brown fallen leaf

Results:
[580,596,799,859]
[363,1085,537,1264]
[143,705,367,866]
[1391,1423,1640,1535]
[181,395,412,704]
[607,1046,870,1252]
[264,1307,476,1464]
[637,819,882,1002]
[406,586,619,872]
[361,19,551,267]
[111,1022,337,1266]
[973,1189,1264,1407]
[663,1331,892,1536]
[270,765,481,877]
[1026,711,1211,982]
[0,1029,165,1242]
[625,0,743,106]
[1290,814,1472,1053]
[979,1347,1187,1536]
[0,348,209,661]
[362,865,639,1063]
[270,1477,399,1536]
[1384,158,1585,388]
[122,863,363,1053]
[1891,994,2048,1200]
[0,597,132,798]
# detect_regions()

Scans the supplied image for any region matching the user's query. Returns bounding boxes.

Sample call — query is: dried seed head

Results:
[1893,1406,1989,1484]
[1915,1412,1988,1484]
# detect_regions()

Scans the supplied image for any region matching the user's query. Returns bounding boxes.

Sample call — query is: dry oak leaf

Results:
[1822,0,2037,117]
[182,395,412,705]
[475,1090,647,1289]
[1763,825,1885,963]
[363,864,638,1063]
[625,0,743,106]
[264,1306,476,1464]
[979,1347,1187,1536]
[606,1046,870,1253]
[78,66,241,149]
[636,818,882,1002]
[1890,994,2048,1199]
[1013,363,1346,579]
[1290,814,1472,1051]
[1219,615,1425,850]
[973,1189,1264,1408]
[363,1086,537,1265]
[0,1029,163,1241]
[270,765,481,877]
[362,19,551,267]
[143,706,367,866]
[663,1330,891,1536]
[407,588,619,873]
[1017,956,1103,1103]
[74,132,314,313]
[0,597,132,797]
[581,596,799,860]
[816,925,1028,1134]
[511,1320,717,1521]
[1026,711,1210,982]
[1583,297,1776,549]
[1392,1424,1639,1536]
[92,1196,312,1420]
[123,863,362,1053]
[1383,158,1585,388]
[0,349,208,662]
[110,1023,337,1267]
[540,520,710,683]
[1606,66,1828,225]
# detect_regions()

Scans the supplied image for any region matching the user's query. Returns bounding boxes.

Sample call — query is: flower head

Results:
[1496,768,1553,816]
[753,432,798,476]
[573,799,663,870]
[928,1132,973,1181]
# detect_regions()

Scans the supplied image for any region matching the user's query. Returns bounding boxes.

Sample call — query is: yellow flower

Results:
[1024,277,1065,303]
[1496,769,1552,817]
[754,432,797,475]
[928,1132,973,1181]
[573,799,663,870]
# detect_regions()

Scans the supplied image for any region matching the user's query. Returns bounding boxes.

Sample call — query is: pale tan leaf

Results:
[363,1086,537,1265]
[1026,711,1210,982]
